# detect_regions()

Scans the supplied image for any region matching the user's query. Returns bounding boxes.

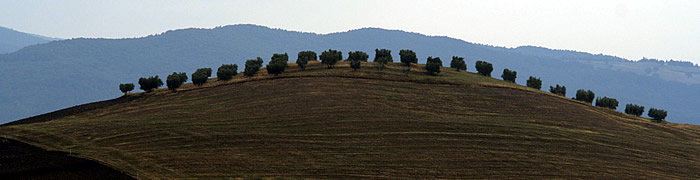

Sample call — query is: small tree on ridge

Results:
[550,84,566,96]
[320,49,342,69]
[167,72,187,91]
[574,89,595,104]
[244,57,263,77]
[217,64,238,81]
[267,53,288,75]
[426,56,442,75]
[138,76,163,93]
[526,76,542,90]
[119,83,135,95]
[374,49,392,71]
[625,104,645,117]
[501,68,517,83]
[595,96,619,109]
[192,68,212,86]
[450,56,467,72]
[296,51,316,70]
[475,60,493,76]
[399,49,417,67]
[648,108,668,122]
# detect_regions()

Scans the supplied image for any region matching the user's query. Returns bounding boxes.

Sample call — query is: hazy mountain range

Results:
[0,24,698,125]
[0,26,60,54]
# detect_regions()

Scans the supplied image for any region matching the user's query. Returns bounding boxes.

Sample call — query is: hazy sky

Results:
[1,0,699,63]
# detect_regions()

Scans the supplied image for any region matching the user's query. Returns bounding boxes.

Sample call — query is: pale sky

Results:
[1,0,699,63]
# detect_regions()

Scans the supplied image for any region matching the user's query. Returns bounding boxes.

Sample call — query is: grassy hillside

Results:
[1,61,698,179]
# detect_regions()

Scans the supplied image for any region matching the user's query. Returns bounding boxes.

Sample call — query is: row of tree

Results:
[118,49,669,122]
[542,85,668,121]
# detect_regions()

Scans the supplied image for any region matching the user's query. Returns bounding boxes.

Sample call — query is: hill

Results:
[0,26,59,54]
[1,61,698,179]
[1,24,700,125]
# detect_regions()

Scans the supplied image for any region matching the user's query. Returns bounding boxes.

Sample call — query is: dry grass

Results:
[1,61,698,179]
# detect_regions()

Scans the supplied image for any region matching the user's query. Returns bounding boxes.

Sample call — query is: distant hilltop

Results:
[0,26,60,54]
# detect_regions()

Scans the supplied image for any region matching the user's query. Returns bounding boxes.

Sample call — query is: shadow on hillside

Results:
[0,138,133,179]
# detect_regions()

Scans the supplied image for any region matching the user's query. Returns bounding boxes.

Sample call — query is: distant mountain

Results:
[0,26,60,54]
[1,24,699,124]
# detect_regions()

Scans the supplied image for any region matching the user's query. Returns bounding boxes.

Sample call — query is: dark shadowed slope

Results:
[1,24,699,124]
[0,138,132,179]
[2,62,698,179]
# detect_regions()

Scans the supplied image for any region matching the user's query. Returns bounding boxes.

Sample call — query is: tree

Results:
[501,68,517,83]
[320,49,342,69]
[244,57,263,77]
[399,49,417,67]
[574,89,595,104]
[296,51,316,70]
[374,49,392,71]
[192,68,212,86]
[425,56,442,75]
[450,56,467,71]
[201,68,212,77]
[348,51,369,62]
[138,76,163,93]
[350,58,361,71]
[625,104,645,117]
[177,72,188,83]
[526,76,542,90]
[167,72,187,91]
[648,108,668,122]
[549,84,566,96]
[595,96,619,109]
[217,64,238,81]
[119,83,134,95]
[267,53,288,75]
[475,60,493,76]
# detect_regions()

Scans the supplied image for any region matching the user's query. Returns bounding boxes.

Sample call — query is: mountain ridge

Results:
[0,26,60,54]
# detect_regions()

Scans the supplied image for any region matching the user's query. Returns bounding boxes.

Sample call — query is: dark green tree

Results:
[399,49,417,67]
[138,76,163,93]
[201,68,212,77]
[648,108,668,122]
[267,53,288,75]
[350,58,361,71]
[450,56,467,71]
[624,104,645,117]
[374,49,393,71]
[244,57,263,77]
[425,56,442,75]
[348,51,369,62]
[320,49,342,69]
[119,83,135,95]
[298,51,317,61]
[595,97,619,109]
[475,60,493,76]
[526,76,542,90]
[501,68,517,83]
[177,72,188,83]
[296,51,317,70]
[574,89,595,104]
[217,64,238,81]
[549,84,566,96]
[192,68,212,86]
[167,72,187,91]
